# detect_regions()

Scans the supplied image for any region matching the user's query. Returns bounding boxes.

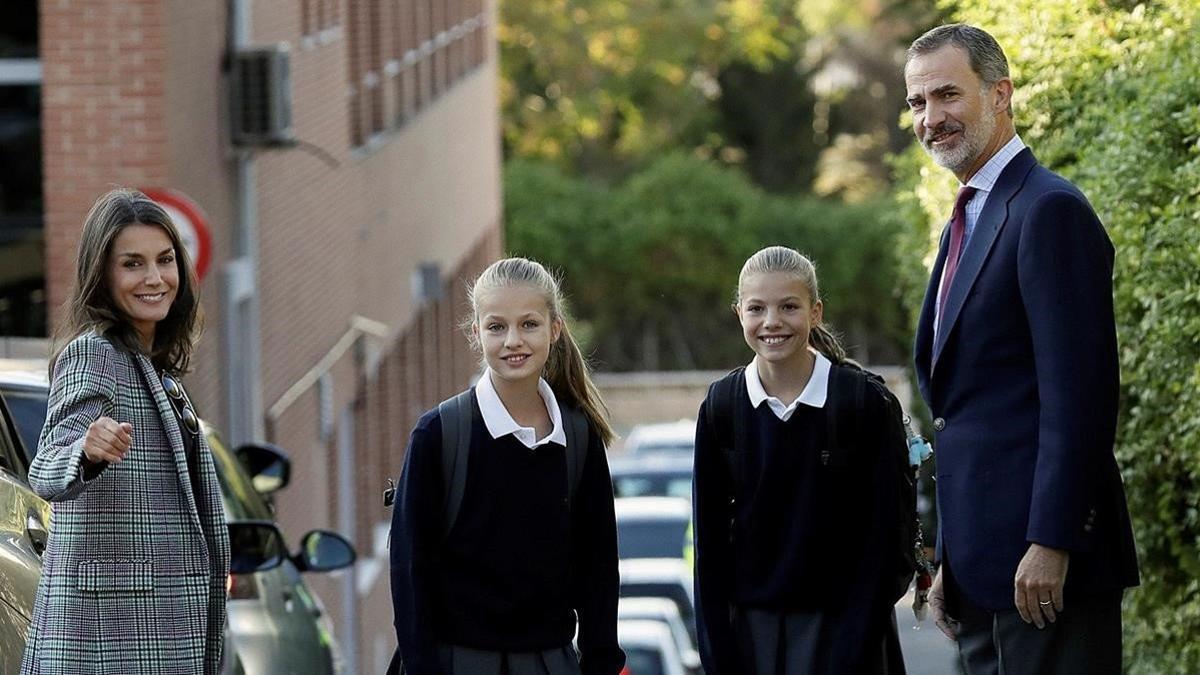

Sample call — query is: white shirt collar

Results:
[474,369,567,449]
[744,349,831,421]
[965,134,1025,194]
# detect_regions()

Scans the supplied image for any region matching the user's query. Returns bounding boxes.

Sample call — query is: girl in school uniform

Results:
[389,257,626,675]
[692,246,907,675]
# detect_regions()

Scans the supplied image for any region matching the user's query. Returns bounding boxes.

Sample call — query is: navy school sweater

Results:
[389,399,625,675]
[692,365,906,674]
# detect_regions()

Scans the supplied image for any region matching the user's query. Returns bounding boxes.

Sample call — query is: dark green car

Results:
[0,361,357,674]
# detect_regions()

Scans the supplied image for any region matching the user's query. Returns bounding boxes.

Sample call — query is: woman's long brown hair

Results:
[51,188,202,375]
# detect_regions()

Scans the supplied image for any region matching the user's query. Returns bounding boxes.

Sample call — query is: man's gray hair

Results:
[907,24,1010,85]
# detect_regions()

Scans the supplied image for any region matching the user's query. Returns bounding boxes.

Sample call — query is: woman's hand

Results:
[83,417,133,465]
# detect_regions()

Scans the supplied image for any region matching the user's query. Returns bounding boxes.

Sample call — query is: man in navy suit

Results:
[905,24,1139,673]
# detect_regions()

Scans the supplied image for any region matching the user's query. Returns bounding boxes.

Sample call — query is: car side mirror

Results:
[228,520,287,574]
[235,443,291,495]
[292,529,356,573]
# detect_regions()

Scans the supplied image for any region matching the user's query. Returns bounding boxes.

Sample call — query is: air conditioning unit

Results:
[230,44,295,146]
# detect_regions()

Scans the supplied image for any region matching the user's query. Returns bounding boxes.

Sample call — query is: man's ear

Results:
[994,77,1014,115]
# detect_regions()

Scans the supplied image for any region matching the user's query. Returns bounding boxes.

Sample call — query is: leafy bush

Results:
[893,1,1200,669]
[505,154,908,370]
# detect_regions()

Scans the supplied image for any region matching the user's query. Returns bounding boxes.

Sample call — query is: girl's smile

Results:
[758,334,795,347]
[501,352,532,367]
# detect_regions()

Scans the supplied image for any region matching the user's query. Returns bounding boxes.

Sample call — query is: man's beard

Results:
[923,102,996,175]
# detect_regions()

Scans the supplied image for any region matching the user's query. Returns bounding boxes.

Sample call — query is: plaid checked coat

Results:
[20,333,230,675]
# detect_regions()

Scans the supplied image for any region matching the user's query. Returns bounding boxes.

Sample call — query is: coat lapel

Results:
[915,222,951,395]
[132,352,204,534]
[932,148,1038,368]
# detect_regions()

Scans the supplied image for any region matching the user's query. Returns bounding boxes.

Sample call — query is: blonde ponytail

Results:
[545,320,616,446]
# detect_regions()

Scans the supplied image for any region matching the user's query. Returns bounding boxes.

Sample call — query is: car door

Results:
[206,429,335,675]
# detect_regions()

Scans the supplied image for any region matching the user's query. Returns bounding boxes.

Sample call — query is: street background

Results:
[0,0,1196,672]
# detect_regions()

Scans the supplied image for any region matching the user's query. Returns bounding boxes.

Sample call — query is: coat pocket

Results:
[76,558,155,592]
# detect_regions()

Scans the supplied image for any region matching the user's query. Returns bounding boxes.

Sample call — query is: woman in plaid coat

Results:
[21,189,230,674]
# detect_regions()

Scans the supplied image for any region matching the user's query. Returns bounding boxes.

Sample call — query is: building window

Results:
[303,0,341,38]
[0,2,43,336]
[347,0,490,146]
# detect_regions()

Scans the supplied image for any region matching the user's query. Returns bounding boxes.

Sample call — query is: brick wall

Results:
[40,0,172,315]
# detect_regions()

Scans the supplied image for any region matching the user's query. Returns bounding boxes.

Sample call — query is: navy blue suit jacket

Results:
[914,148,1139,610]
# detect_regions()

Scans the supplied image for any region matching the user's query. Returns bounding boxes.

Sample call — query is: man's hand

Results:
[929,567,959,640]
[1014,543,1069,628]
[83,417,133,466]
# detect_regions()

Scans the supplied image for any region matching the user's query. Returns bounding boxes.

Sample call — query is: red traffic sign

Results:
[142,188,213,282]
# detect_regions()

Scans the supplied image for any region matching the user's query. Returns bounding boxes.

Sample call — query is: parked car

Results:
[0,362,356,674]
[615,497,692,561]
[610,454,693,500]
[0,390,48,674]
[618,597,701,674]
[0,360,51,463]
[619,557,697,646]
[623,419,696,457]
[617,619,688,675]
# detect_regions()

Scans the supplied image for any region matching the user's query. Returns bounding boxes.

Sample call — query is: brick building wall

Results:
[39,0,503,671]
[41,0,172,314]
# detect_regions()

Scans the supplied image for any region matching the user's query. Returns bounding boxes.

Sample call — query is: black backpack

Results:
[383,389,591,536]
[705,362,933,605]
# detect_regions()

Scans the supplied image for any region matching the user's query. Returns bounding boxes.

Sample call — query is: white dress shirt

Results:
[962,134,1026,244]
[744,349,832,421]
[474,369,567,449]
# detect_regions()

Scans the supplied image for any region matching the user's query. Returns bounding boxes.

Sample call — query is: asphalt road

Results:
[894,594,962,675]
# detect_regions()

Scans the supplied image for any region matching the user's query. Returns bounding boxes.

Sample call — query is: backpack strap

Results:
[561,403,589,505]
[706,367,745,492]
[438,389,475,540]
[824,363,865,467]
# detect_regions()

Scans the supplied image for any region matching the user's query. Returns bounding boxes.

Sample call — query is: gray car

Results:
[0,361,356,674]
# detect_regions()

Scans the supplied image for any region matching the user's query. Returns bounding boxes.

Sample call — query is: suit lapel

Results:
[932,148,1038,368]
[132,352,204,533]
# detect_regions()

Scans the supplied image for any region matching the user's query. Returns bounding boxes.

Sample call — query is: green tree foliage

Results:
[893,1,1200,668]
[505,155,907,371]
[499,0,795,178]
[499,0,938,192]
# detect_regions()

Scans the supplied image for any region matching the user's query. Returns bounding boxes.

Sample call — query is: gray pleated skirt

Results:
[436,643,582,675]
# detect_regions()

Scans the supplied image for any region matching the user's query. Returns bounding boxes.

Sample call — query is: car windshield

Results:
[622,647,666,675]
[1,388,47,463]
[206,430,274,521]
[634,441,692,455]
[617,517,689,559]
[613,473,692,499]
[621,581,697,642]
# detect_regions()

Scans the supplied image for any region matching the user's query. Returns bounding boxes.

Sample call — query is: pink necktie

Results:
[937,186,978,326]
